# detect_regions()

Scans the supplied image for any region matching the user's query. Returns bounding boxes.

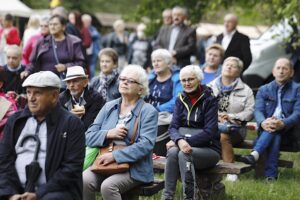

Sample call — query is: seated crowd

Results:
[0,5,299,200]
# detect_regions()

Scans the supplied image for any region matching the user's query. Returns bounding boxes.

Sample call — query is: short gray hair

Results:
[121,65,149,97]
[151,49,172,66]
[172,6,188,17]
[224,57,244,72]
[180,65,204,82]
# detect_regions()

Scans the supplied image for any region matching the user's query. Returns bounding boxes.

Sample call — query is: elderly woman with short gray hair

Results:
[208,56,254,182]
[83,65,158,200]
[146,49,182,156]
[163,65,220,200]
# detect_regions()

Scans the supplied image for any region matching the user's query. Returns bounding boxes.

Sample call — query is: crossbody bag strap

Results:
[129,102,145,144]
[52,36,60,64]
[52,36,66,79]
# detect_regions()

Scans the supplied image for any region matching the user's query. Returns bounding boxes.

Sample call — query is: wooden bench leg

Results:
[255,153,266,178]
[196,173,225,200]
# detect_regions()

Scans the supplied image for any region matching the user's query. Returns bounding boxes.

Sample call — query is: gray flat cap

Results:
[22,71,61,88]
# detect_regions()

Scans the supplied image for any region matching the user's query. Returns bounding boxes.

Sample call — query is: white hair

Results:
[151,49,172,66]
[180,65,204,82]
[121,65,149,97]
[113,19,125,31]
[82,14,92,22]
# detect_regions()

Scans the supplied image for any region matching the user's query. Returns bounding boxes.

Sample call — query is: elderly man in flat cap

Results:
[59,66,105,130]
[0,71,85,200]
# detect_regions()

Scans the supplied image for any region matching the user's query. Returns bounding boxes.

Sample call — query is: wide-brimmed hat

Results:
[63,66,88,81]
[22,71,61,88]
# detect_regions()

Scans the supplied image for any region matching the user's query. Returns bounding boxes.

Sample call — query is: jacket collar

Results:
[270,79,293,91]
[180,85,211,102]
[17,103,63,126]
[108,97,145,117]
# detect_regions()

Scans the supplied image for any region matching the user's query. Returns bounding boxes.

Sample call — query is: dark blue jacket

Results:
[168,86,220,154]
[0,104,85,200]
[148,67,182,113]
[255,80,300,130]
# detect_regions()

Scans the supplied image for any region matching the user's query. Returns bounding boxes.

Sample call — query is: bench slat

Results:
[153,157,252,174]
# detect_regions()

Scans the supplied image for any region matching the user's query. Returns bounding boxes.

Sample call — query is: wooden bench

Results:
[153,156,252,200]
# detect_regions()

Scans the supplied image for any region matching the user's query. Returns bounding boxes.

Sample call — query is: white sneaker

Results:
[225,174,238,182]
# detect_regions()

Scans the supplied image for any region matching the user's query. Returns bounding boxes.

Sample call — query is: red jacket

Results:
[0,27,21,45]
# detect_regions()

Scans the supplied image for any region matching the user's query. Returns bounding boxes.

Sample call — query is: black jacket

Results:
[0,104,85,200]
[59,87,106,130]
[3,64,26,94]
[217,31,252,71]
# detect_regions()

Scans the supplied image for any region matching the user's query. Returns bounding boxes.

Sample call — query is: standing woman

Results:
[208,57,254,181]
[22,15,50,65]
[83,65,158,200]
[90,48,121,102]
[163,65,220,200]
[23,15,85,78]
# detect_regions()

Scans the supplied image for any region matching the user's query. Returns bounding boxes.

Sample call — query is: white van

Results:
[243,19,293,89]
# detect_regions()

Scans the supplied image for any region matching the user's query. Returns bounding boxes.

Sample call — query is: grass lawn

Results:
[140,130,300,200]
[138,150,300,200]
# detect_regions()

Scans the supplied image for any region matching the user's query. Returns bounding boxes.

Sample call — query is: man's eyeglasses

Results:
[119,77,141,85]
[180,77,196,84]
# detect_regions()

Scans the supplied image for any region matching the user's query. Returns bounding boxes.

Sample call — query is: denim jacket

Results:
[85,98,158,183]
[255,80,300,130]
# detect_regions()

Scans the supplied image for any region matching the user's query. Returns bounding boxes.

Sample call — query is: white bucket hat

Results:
[63,66,88,81]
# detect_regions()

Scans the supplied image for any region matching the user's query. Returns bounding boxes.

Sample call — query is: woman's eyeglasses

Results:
[180,77,196,84]
[119,77,141,85]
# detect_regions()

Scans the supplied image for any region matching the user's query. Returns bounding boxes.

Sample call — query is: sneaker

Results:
[240,155,256,166]
[265,177,277,183]
[225,174,238,182]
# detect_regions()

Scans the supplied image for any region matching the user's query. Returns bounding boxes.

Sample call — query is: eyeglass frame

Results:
[180,77,197,84]
[118,76,141,85]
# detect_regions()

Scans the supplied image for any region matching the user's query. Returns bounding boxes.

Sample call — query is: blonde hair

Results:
[224,57,244,72]
[27,14,40,29]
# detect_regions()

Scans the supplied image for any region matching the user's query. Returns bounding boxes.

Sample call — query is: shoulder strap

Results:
[129,102,145,144]
[51,36,60,64]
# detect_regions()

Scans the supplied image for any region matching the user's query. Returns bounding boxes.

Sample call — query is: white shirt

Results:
[222,30,236,50]
[168,26,180,51]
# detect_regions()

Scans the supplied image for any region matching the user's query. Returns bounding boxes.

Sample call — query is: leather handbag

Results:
[90,143,129,175]
[90,102,144,175]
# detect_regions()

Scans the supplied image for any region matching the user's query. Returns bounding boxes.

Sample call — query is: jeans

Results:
[253,131,282,178]
[163,146,220,200]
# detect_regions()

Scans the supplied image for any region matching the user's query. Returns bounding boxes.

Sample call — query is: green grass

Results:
[140,130,300,200]
[95,130,300,200]
[138,151,300,200]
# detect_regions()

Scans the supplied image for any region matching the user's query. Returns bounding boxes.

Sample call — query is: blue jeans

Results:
[253,131,282,178]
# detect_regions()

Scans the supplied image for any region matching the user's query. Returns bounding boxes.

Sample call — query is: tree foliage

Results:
[126,0,300,35]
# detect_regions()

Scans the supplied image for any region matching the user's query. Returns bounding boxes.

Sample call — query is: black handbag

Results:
[178,127,203,138]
